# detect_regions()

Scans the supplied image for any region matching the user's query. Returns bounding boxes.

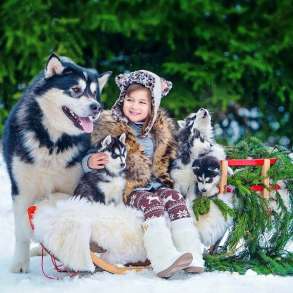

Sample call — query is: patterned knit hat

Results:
[112,70,172,136]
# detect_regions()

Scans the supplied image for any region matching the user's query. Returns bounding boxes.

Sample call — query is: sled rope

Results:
[40,244,79,280]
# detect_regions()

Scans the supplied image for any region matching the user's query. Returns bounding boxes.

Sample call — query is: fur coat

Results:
[91,109,177,201]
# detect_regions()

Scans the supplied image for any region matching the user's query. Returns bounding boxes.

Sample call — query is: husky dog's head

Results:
[193,108,211,133]
[178,108,213,142]
[192,156,220,197]
[35,54,111,136]
[96,133,127,174]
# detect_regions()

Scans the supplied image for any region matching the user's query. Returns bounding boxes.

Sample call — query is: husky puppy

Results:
[74,134,127,205]
[180,108,226,161]
[192,156,221,198]
[171,110,211,198]
[2,54,111,273]
[191,156,233,247]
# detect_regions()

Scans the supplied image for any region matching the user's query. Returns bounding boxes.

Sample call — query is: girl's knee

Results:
[140,193,165,220]
[143,192,164,208]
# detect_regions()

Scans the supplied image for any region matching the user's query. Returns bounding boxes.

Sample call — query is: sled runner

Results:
[27,205,147,278]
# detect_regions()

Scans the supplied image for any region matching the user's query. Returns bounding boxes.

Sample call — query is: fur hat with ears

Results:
[112,70,173,137]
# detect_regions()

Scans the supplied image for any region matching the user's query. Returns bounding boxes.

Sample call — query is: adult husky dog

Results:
[2,54,111,273]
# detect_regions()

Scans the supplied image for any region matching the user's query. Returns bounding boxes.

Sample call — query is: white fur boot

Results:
[171,217,205,273]
[143,217,192,278]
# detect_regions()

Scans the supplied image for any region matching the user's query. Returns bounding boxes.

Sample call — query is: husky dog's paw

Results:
[10,258,30,273]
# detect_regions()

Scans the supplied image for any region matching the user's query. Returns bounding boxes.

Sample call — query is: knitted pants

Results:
[126,188,190,221]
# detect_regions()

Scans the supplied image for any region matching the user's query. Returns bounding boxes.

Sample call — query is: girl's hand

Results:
[88,153,109,169]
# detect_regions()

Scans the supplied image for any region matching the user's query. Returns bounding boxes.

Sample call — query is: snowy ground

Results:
[0,155,292,293]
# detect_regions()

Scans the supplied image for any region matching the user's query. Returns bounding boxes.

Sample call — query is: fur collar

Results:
[91,109,177,200]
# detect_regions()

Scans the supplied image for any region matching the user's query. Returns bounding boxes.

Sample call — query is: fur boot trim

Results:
[143,217,192,275]
[171,217,205,269]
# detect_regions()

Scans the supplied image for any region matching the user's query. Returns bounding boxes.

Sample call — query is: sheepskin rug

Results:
[32,195,146,272]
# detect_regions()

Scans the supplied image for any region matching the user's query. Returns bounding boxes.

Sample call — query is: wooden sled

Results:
[219,158,280,198]
[27,205,147,276]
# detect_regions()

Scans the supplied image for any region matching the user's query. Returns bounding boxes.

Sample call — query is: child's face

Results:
[123,88,151,123]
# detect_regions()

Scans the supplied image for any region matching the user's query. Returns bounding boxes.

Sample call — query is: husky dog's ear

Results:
[192,159,200,172]
[177,120,186,129]
[119,133,126,144]
[161,78,172,96]
[208,167,219,173]
[101,135,112,149]
[185,114,196,129]
[45,54,65,79]
[98,71,112,93]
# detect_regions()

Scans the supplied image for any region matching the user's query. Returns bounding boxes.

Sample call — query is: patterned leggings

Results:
[126,188,190,221]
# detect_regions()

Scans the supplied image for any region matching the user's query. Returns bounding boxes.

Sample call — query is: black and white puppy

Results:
[192,156,221,198]
[171,109,212,198]
[179,108,226,161]
[171,128,211,199]
[191,156,234,248]
[74,134,127,205]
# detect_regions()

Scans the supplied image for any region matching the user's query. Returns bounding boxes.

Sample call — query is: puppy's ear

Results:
[45,53,65,79]
[209,169,220,178]
[185,113,196,127]
[192,159,200,171]
[98,71,112,93]
[119,133,126,144]
[101,135,112,149]
[177,120,186,129]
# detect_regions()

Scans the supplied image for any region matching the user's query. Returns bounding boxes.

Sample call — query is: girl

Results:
[83,70,204,278]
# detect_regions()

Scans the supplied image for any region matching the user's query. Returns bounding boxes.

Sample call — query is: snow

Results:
[0,155,292,293]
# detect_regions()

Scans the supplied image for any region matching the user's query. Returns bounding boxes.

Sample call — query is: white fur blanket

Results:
[32,197,146,272]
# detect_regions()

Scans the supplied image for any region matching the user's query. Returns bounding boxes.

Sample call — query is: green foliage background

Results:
[0,0,292,147]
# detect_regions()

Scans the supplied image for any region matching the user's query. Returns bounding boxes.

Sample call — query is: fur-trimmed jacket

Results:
[91,109,178,202]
